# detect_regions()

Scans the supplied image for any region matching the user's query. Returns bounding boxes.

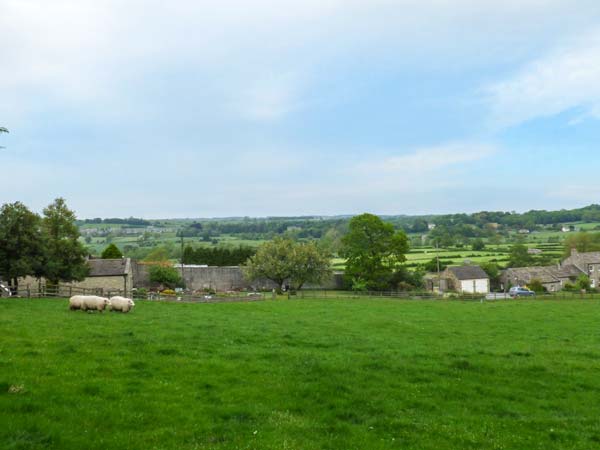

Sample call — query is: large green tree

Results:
[0,202,44,289]
[101,243,123,259]
[340,213,409,290]
[41,198,88,285]
[244,237,331,292]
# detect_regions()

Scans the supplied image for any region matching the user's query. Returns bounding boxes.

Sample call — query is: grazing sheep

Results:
[81,295,110,312]
[108,296,135,313]
[69,295,85,310]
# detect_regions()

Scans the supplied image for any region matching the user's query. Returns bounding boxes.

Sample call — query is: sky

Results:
[2,0,600,218]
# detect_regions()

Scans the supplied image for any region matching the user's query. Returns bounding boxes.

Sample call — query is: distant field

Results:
[2,298,600,449]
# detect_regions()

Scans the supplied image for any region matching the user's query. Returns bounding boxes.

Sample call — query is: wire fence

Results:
[4,285,599,303]
[6,284,266,304]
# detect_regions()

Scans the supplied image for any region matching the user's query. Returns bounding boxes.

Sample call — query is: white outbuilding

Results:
[444,265,490,294]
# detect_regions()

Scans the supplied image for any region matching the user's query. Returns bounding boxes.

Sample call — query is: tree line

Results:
[182,245,256,266]
[0,199,88,289]
[78,217,152,226]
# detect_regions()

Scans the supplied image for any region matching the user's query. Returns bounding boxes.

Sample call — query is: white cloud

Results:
[484,28,600,128]
[2,0,599,126]
[355,142,496,175]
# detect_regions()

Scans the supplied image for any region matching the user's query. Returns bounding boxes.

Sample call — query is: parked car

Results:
[509,286,536,298]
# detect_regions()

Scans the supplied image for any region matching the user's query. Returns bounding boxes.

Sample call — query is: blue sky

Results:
[2,0,600,218]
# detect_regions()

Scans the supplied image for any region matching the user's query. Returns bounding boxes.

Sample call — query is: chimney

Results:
[571,248,578,257]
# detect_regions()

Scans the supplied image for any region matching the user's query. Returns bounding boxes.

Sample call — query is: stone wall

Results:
[131,262,344,292]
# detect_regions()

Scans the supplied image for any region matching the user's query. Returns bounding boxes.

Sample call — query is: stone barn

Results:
[443,265,490,294]
[66,258,134,294]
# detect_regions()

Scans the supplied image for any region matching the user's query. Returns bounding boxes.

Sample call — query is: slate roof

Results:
[447,265,489,280]
[505,264,583,284]
[88,258,130,277]
[576,252,600,264]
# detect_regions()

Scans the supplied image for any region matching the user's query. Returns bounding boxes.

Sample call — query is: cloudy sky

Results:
[2,0,600,218]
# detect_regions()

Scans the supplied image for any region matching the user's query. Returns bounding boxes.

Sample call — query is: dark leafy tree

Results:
[340,213,409,290]
[0,202,44,288]
[101,243,123,259]
[471,239,485,251]
[41,198,88,285]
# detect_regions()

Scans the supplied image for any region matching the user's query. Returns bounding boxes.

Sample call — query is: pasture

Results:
[2,298,600,449]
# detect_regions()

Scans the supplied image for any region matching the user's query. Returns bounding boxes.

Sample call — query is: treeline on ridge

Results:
[182,245,256,266]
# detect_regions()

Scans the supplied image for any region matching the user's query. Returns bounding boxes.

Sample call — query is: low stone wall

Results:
[132,262,344,292]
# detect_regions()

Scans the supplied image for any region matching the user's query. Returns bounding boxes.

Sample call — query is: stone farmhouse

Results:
[502,264,581,292]
[502,249,600,291]
[19,258,134,296]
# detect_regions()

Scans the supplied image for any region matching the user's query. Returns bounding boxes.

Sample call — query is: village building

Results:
[501,264,581,292]
[561,248,600,289]
[441,265,490,294]
[19,258,133,296]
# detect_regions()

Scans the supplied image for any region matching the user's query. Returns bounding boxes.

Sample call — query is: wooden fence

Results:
[7,284,266,304]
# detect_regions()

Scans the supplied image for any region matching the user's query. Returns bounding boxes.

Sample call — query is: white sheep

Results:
[81,295,110,312]
[108,296,135,313]
[68,295,85,310]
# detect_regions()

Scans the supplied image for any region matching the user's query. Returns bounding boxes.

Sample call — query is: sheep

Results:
[80,295,110,312]
[69,295,85,310]
[108,296,135,313]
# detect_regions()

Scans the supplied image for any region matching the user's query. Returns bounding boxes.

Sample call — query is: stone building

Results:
[442,265,490,294]
[19,258,133,296]
[501,264,581,292]
[560,248,600,289]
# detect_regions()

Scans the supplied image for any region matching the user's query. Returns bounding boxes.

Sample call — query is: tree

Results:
[149,264,182,288]
[423,257,447,273]
[471,238,485,251]
[244,237,331,292]
[289,241,332,290]
[563,232,600,256]
[480,262,501,290]
[576,274,591,291]
[506,243,533,268]
[144,246,170,262]
[101,243,123,259]
[527,279,546,293]
[340,213,409,290]
[0,202,44,288]
[41,198,88,285]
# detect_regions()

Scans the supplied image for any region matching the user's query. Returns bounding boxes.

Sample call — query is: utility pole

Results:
[180,234,185,290]
[436,239,441,292]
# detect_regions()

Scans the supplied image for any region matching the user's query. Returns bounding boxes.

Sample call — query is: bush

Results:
[149,264,183,289]
[161,289,176,296]
[527,279,546,293]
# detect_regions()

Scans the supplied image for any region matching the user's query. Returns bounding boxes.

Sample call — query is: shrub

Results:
[149,264,183,288]
[527,279,546,293]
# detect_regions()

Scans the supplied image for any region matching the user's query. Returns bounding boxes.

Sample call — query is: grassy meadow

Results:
[2,298,600,449]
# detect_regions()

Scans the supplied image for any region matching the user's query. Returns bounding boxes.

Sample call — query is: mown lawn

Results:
[1,298,600,449]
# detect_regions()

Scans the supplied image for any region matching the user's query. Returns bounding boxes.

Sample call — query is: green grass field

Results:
[2,298,600,449]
